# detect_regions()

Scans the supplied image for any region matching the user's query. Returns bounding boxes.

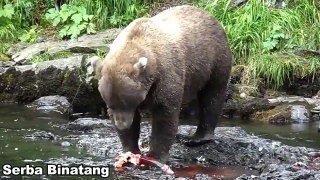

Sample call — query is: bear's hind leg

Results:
[185,76,229,147]
[115,110,141,154]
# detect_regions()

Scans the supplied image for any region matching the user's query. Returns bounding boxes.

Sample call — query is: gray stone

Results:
[26,95,73,116]
[11,28,121,65]
[61,141,71,147]
[291,105,309,123]
[64,118,109,132]
[0,61,15,67]
[25,131,58,140]
[0,54,105,113]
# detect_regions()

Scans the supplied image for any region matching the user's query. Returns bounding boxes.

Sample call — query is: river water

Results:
[0,103,319,179]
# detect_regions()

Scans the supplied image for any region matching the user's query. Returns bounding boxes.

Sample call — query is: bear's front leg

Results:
[148,107,179,162]
[114,110,141,154]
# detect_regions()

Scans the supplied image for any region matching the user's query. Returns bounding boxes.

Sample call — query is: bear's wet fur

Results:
[98,5,233,162]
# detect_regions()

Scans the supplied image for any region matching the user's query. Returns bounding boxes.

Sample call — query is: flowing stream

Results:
[0,103,319,179]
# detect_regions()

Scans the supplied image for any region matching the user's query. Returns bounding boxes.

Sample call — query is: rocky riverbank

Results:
[1,28,320,123]
[18,117,319,179]
[0,29,121,113]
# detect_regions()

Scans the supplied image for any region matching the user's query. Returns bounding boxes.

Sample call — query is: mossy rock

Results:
[51,51,73,60]
[237,85,261,97]
[0,92,13,102]
[29,51,74,64]
[265,89,287,98]
[251,105,291,124]
[230,65,248,84]
[0,53,10,62]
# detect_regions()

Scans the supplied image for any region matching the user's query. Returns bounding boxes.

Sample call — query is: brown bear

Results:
[98,5,233,161]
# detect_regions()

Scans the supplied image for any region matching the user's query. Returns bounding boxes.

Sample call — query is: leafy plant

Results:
[263,25,290,51]
[0,4,17,41]
[95,49,107,58]
[29,52,51,64]
[45,4,96,39]
[67,0,149,29]
[19,26,39,43]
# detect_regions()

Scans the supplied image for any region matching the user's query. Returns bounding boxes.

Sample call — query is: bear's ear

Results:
[133,57,148,72]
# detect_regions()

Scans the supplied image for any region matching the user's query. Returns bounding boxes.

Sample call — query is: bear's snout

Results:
[113,111,134,130]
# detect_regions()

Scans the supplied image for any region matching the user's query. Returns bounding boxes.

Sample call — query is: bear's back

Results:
[149,5,233,103]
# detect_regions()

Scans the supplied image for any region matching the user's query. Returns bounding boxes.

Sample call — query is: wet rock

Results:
[0,61,15,67]
[61,141,71,147]
[0,28,113,113]
[264,89,287,98]
[251,105,291,124]
[268,96,317,105]
[247,96,320,123]
[291,105,309,123]
[259,163,318,179]
[224,97,278,119]
[310,106,320,121]
[64,118,110,132]
[25,131,58,140]
[251,103,311,124]
[0,54,105,113]
[54,119,320,179]
[11,28,121,65]
[230,65,247,84]
[26,95,73,116]
[237,84,265,98]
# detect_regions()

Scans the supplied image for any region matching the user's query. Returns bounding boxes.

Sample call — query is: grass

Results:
[196,0,320,64]
[67,0,149,30]
[195,0,320,89]
[248,52,320,89]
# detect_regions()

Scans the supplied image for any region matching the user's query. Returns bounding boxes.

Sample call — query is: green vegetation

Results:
[0,0,319,89]
[95,49,107,59]
[45,4,96,39]
[65,0,149,29]
[196,0,320,89]
[19,26,39,43]
[248,52,320,89]
[29,52,51,64]
[0,0,148,52]
[0,52,10,61]
[196,0,320,63]
[29,50,73,64]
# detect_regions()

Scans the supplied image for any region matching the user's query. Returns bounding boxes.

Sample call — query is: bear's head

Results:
[98,49,155,130]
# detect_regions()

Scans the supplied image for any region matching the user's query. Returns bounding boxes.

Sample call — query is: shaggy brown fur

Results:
[98,5,233,162]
